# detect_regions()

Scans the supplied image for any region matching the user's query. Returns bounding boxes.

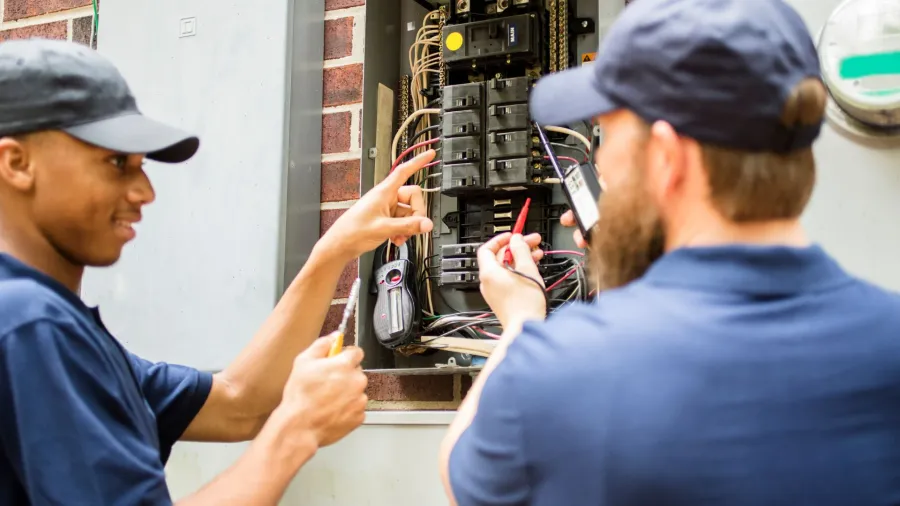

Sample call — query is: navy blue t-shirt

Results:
[450,244,900,506]
[0,254,213,505]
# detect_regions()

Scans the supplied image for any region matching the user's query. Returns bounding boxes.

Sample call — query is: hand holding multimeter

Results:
[535,124,602,247]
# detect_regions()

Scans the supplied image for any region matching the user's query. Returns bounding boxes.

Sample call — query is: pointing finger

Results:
[386,150,436,190]
[397,185,426,218]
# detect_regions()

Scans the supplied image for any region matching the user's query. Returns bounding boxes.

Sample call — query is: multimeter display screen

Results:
[389,287,404,334]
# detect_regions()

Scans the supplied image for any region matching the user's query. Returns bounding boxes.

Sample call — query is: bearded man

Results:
[438,0,900,505]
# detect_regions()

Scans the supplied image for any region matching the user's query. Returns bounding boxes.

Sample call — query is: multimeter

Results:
[373,243,419,349]
[535,123,602,241]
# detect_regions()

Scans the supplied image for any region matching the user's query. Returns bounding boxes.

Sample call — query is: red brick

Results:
[4,0,91,21]
[366,374,456,402]
[323,64,363,107]
[320,208,359,298]
[321,304,356,345]
[324,17,353,60]
[322,112,351,154]
[0,20,67,41]
[72,16,93,47]
[321,159,360,202]
[320,208,346,236]
[326,0,365,10]
[335,260,359,298]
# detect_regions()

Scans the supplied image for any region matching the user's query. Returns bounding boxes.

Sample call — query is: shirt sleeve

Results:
[0,320,173,505]
[449,331,534,506]
[127,353,213,463]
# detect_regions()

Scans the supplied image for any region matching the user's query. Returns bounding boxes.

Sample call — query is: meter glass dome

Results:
[819,0,900,128]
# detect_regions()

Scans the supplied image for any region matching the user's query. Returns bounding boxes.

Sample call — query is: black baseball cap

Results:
[530,0,823,153]
[0,38,199,163]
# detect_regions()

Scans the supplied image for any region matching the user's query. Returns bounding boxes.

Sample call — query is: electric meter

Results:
[818,0,900,141]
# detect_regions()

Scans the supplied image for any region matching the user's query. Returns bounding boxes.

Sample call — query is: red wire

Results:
[545,155,580,166]
[391,138,440,172]
[544,250,585,257]
[545,263,583,292]
[423,160,441,169]
[475,328,502,340]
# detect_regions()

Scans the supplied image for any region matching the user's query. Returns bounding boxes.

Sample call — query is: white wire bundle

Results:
[387,9,444,316]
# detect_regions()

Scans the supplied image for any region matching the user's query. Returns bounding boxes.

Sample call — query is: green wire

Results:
[92,0,99,41]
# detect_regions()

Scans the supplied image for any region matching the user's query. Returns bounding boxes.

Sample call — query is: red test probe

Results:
[504,197,531,266]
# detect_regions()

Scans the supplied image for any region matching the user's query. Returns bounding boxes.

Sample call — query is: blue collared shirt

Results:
[450,244,900,506]
[0,254,212,505]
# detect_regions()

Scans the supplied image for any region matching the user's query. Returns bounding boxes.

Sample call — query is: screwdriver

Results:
[504,197,531,266]
[328,278,361,357]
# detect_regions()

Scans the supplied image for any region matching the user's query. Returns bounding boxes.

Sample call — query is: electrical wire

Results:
[391,138,441,171]
[411,125,441,143]
[406,9,445,317]
[392,108,440,163]
[545,250,585,257]
[545,125,592,152]
[550,142,588,162]
[92,0,99,38]
[544,155,580,167]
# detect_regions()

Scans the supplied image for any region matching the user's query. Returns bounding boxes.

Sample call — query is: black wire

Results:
[407,109,440,141]
[411,125,441,143]
[504,264,550,317]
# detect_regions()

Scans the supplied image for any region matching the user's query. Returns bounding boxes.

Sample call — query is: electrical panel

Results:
[364,0,601,372]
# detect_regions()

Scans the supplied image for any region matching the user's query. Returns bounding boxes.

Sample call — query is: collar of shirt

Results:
[641,244,852,296]
[0,253,100,321]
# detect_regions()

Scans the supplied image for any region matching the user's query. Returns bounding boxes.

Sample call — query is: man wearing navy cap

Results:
[0,39,435,504]
[441,0,900,504]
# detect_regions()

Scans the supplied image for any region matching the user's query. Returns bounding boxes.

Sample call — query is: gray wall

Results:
[81,0,324,372]
[88,0,900,504]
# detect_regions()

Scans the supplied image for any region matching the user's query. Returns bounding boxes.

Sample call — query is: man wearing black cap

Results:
[0,39,435,504]
[440,0,900,504]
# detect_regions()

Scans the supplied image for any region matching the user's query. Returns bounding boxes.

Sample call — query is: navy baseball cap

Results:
[530,0,823,153]
[0,38,199,163]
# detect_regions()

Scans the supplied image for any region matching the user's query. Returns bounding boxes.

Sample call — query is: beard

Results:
[588,158,666,292]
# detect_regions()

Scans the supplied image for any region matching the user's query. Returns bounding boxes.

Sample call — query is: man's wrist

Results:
[312,232,356,265]
[256,406,319,472]
[501,313,542,340]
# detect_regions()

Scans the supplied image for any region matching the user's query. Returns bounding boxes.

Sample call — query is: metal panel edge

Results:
[281,0,325,294]
[359,0,402,368]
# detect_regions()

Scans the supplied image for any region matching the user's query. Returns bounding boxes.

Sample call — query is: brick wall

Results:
[0,0,96,47]
[317,0,468,410]
[0,0,465,410]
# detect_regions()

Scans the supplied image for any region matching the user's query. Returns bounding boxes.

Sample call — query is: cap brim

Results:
[530,64,618,126]
[63,113,200,163]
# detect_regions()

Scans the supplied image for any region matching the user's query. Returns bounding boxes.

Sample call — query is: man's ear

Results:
[647,120,685,200]
[0,136,36,192]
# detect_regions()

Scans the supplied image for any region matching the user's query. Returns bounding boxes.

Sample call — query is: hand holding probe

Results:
[328,278,361,357]
[504,197,531,265]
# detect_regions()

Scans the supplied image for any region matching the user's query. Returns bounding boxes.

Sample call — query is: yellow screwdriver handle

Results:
[327,331,345,357]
